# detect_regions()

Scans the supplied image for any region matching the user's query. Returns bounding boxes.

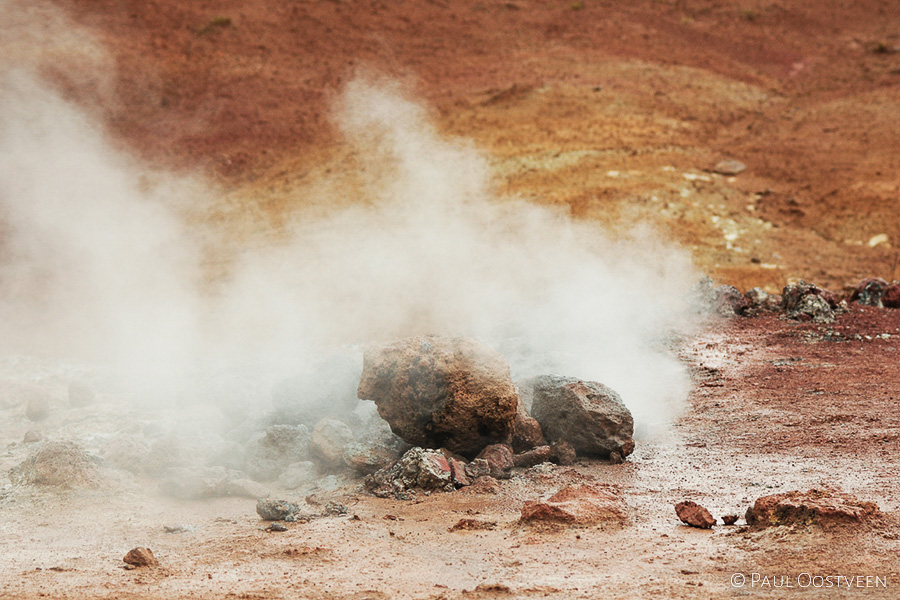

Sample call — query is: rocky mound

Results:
[9,441,101,489]
[520,484,631,528]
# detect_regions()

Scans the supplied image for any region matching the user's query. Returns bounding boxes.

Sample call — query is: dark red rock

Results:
[475,443,514,478]
[448,457,470,487]
[745,489,880,530]
[675,501,716,529]
[513,445,553,468]
[850,278,888,307]
[123,547,158,567]
[882,282,900,308]
[550,440,577,466]
[357,336,519,458]
[722,514,739,526]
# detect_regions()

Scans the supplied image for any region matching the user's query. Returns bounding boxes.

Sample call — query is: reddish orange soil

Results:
[47,0,900,289]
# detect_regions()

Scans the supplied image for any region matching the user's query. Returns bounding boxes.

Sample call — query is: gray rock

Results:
[745,287,782,313]
[342,443,400,475]
[714,285,749,316]
[310,418,353,469]
[464,458,492,480]
[23,430,43,444]
[256,498,302,521]
[528,376,634,460]
[851,278,888,307]
[365,447,455,498]
[357,335,519,458]
[781,281,837,323]
[243,424,310,481]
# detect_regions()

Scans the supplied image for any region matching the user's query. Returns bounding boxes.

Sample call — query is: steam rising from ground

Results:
[0,8,700,430]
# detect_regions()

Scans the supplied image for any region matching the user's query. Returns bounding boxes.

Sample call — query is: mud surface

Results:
[1,309,898,599]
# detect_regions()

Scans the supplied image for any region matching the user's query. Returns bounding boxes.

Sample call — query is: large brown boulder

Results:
[527,376,634,460]
[357,336,519,458]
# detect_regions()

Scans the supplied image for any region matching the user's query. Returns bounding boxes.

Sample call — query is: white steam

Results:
[0,12,699,430]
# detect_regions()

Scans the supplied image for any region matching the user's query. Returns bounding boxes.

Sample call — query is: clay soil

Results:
[2,0,900,598]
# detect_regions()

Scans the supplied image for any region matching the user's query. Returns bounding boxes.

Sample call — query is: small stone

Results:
[675,501,716,529]
[464,475,500,494]
[883,283,900,309]
[448,457,471,487]
[256,498,302,521]
[449,518,497,532]
[265,522,287,532]
[323,501,349,516]
[550,440,576,466]
[851,278,889,307]
[722,514,739,526]
[68,381,95,408]
[714,285,749,316]
[464,458,492,480]
[475,444,514,478]
[513,445,553,468]
[123,547,158,567]
[23,430,43,444]
[712,159,746,176]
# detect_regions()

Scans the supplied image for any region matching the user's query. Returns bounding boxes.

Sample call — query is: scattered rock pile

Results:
[710,277,900,322]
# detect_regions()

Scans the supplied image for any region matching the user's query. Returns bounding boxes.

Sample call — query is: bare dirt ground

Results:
[2,0,900,598]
